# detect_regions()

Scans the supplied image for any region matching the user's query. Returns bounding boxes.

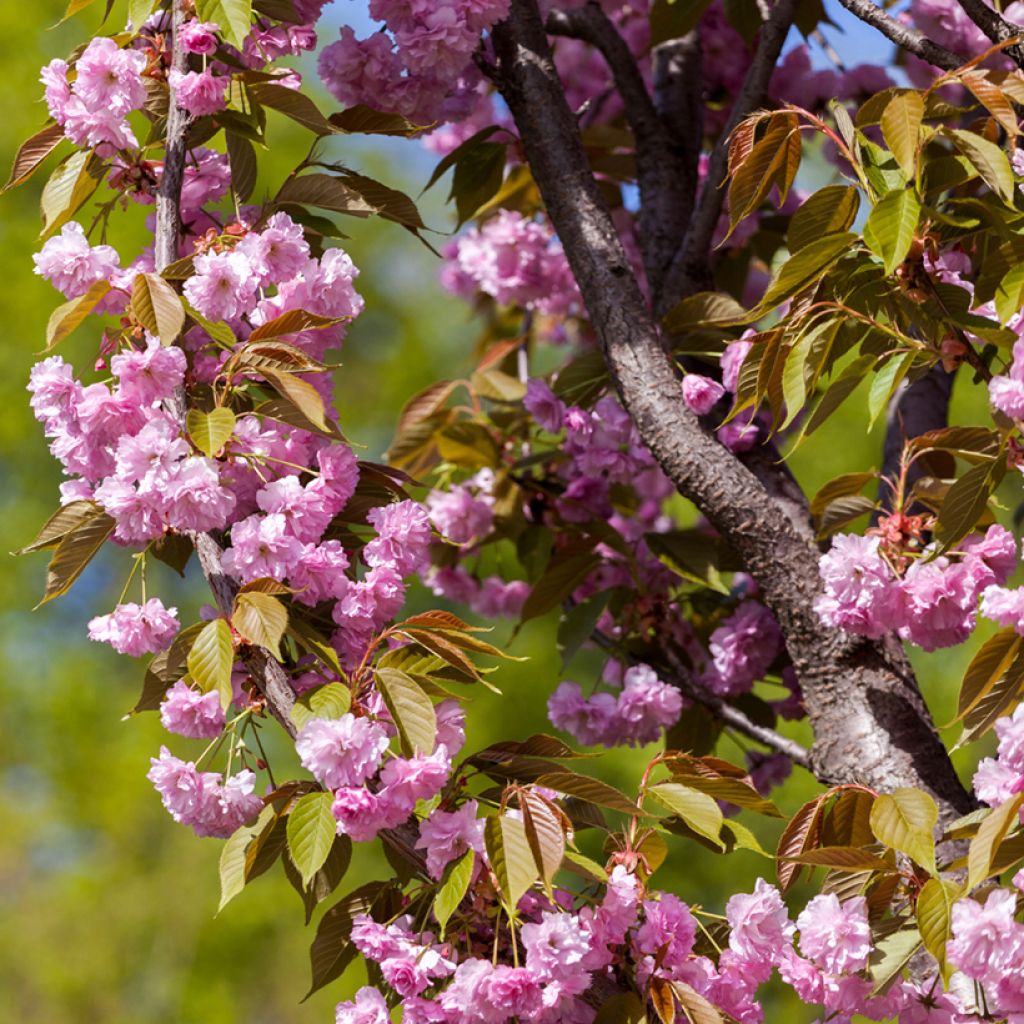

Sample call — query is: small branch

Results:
[833,0,965,71]
[545,3,690,307]
[663,650,812,769]
[956,0,1024,68]
[661,0,800,306]
[156,0,297,739]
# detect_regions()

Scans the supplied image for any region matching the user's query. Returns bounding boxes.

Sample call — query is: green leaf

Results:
[4,123,65,193]
[934,459,1006,552]
[967,793,1024,890]
[955,628,1022,722]
[521,547,601,623]
[662,291,748,333]
[129,0,156,28]
[44,280,111,352]
[916,877,960,983]
[995,262,1024,325]
[375,667,437,755]
[219,805,274,912]
[291,683,352,732]
[484,814,538,909]
[947,128,1015,202]
[727,114,799,229]
[246,81,334,136]
[649,783,725,849]
[451,142,507,225]
[226,131,257,203]
[810,472,878,518]
[328,105,426,136]
[788,185,860,253]
[870,788,938,876]
[434,848,475,937]
[131,272,185,345]
[869,925,922,995]
[16,500,104,555]
[275,173,376,217]
[867,350,915,429]
[644,530,733,594]
[186,407,237,457]
[759,232,856,310]
[557,591,612,668]
[593,992,648,1024]
[436,421,500,468]
[195,0,252,48]
[306,883,389,998]
[187,618,235,711]
[534,771,642,815]
[38,508,115,605]
[232,591,287,660]
[286,792,337,887]
[40,150,103,237]
[257,367,331,432]
[863,189,921,275]
[880,91,924,178]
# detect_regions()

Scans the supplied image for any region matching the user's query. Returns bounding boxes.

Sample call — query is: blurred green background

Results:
[0,4,1004,1022]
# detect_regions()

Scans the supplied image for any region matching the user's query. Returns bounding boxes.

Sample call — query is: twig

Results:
[955,0,1024,68]
[834,0,965,71]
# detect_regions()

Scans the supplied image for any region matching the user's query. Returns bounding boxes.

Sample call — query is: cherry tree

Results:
[13,0,1024,1020]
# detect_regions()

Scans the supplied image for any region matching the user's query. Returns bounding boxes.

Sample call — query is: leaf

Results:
[484,814,538,909]
[375,667,437,755]
[434,848,475,937]
[916,878,960,983]
[869,925,922,995]
[521,548,601,623]
[870,789,938,876]
[557,591,612,668]
[232,591,287,660]
[663,291,748,333]
[44,281,112,352]
[551,349,609,407]
[328,105,425,136]
[967,793,1024,889]
[337,172,425,230]
[151,532,193,576]
[593,992,648,1024]
[995,262,1024,325]
[649,783,724,849]
[40,150,103,236]
[4,123,65,192]
[291,683,352,732]
[727,114,799,229]
[186,407,236,457]
[955,628,1022,722]
[286,792,337,887]
[777,795,826,892]
[38,509,115,605]
[863,189,921,275]
[451,142,507,225]
[650,977,677,1024]
[306,883,389,998]
[672,981,723,1024]
[867,351,916,430]
[275,173,376,217]
[783,845,892,872]
[520,790,566,888]
[788,185,860,253]
[187,618,235,711]
[815,494,877,538]
[759,233,856,310]
[436,421,500,468]
[16,500,103,555]
[195,0,252,48]
[247,309,347,342]
[226,131,257,203]
[947,128,1015,202]
[534,771,642,815]
[934,459,1006,551]
[257,367,331,432]
[671,774,782,817]
[246,81,334,136]
[810,472,878,518]
[131,272,185,345]
[219,806,274,912]
[880,92,924,178]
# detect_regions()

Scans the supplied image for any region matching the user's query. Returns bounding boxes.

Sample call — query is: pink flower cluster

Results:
[548,663,682,747]
[989,338,1024,420]
[147,746,263,838]
[972,703,1024,809]
[42,36,148,153]
[295,700,466,844]
[87,598,179,656]
[443,211,581,317]
[815,526,1017,651]
[33,222,127,304]
[318,0,510,126]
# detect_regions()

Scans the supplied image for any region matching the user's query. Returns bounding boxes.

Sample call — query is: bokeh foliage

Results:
[0,3,1000,1021]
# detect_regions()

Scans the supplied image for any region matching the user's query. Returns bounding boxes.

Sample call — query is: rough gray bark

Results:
[834,0,966,70]
[955,0,1024,67]
[491,0,975,818]
[155,0,297,739]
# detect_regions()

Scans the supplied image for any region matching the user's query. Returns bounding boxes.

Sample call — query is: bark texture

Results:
[492,0,975,819]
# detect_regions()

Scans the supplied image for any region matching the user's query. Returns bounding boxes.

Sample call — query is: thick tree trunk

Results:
[492,0,975,819]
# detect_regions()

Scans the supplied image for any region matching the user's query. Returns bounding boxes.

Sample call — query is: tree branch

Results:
[545,3,690,307]
[492,0,974,819]
[956,0,1024,68]
[833,0,965,71]
[661,0,799,308]
[156,0,297,739]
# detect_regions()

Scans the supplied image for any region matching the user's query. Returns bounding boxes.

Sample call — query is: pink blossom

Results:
[88,598,179,656]
[183,250,258,322]
[796,894,871,975]
[365,500,433,575]
[948,888,1024,984]
[256,476,334,544]
[427,485,494,544]
[721,337,753,393]
[521,911,592,980]
[632,894,698,984]
[160,680,225,738]
[168,68,228,117]
[74,36,147,112]
[615,663,683,744]
[989,339,1024,419]
[524,377,566,433]
[316,445,361,508]
[483,966,543,1018]
[981,584,1024,633]
[33,222,121,299]
[726,879,795,977]
[334,986,391,1024]
[222,513,305,582]
[289,540,351,605]
[164,458,237,533]
[379,749,450,813]
[111,338,187,405]
[435,699,467,757]
[682,374,726,416]
[703,601,782,696]
[237,212,310,287]
[547,681,617,746]
[814,533,900,638]
[178,20,220,54]
[415,800,484,878]
[296,714,390,789]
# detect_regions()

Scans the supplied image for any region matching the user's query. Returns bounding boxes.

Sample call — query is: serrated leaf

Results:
[219,805,274,912]
[434,848,475,937]
[226,131,257,203]
[38,509,115,605]
[863,189,921,275]
[995,261,1024,325]
[375,667,436,756]
[955,628,1022,722]
[916,877,960,983]
[947,128,1015,202]
[788,185,860,253]
[520,791,566,889]
[328,105,425,136]
[484,814,538,909]
[195,0,252,48]
[131,272,185,345]
[16,500,103,555]
[291,683,352,731]
[534,771,641,814]
[306,883,388,998]
[869,925,922,995]
[257,367,331,432]
[3,123,65,192]
[246,81,334,136]
[870,789,938,876]
[247,308,347,342]
[187,618,235,710]
[810,472,878,518]
[521,548,601,623]
[650,977,677,1024]
[867,350,916,429]
[777,795,826,892]
[44,280,111,351]
[672,981,722,1024]
[759,232,856,310]
[649,783,724,849]
[881,92,924,178]
[186,406,236,457]
[782,845,892,872]
[967,793,1024,889]
[40,150,103,236]
[727,114,798,229]
[286,792,336,887]
[934,459,1006,551]
[232,591,287,660]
